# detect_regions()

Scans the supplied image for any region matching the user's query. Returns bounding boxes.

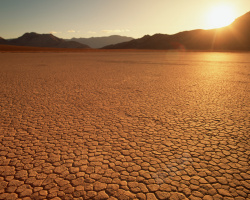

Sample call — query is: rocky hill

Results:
[4,32,90,49]
[103,12,250,51]
[0,37,8,45]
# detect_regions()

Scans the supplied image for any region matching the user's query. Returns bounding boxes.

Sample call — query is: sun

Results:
[205,5,236,29]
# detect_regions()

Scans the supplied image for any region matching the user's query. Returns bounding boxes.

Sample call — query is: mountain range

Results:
[0,37,8,45]
[67,35,134,48]
[0,32,90,49]
[103,11,250,51]
[1,11,249,51]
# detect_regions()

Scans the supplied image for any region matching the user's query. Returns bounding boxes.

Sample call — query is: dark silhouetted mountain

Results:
[67,35,134,48]
[0,37,8,45]
[103,12,250,51]
[8,32,90,48]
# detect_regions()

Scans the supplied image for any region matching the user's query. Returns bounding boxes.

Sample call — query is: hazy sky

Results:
[0,0,249,39]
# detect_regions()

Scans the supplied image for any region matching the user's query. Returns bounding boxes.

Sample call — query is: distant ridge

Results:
[0,37,8,45]
[68,35,134,48]
[3,32,90,49]
[103,12,250,51]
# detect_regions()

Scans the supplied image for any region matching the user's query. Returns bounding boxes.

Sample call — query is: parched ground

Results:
[0,52,249,200]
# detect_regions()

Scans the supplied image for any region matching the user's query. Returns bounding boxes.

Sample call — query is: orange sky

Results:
[0,0,249,39]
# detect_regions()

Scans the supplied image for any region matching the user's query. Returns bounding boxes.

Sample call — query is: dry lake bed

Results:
[0,52,249,200]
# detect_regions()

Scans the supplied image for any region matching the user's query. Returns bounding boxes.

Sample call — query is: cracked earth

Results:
[0,52,249,200]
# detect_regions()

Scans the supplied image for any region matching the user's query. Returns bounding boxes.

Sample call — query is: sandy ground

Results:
[0,52,249,200]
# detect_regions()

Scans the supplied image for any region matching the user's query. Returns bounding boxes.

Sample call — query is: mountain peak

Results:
[69,35,134,48]
[103,11,250,51]
[21,32,58,40]
[7,32,90,49]
[231,11,250,26]
[23,32,38,36]
[0,36,8,44]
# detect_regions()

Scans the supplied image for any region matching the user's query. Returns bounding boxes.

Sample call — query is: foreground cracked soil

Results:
[0,52,249,200]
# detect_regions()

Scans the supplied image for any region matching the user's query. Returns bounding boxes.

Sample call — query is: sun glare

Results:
[205,5,236,29]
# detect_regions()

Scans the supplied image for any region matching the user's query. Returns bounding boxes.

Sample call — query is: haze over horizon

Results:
[0,0,249,39]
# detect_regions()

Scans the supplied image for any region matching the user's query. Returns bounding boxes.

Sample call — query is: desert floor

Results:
[0,52,249,200]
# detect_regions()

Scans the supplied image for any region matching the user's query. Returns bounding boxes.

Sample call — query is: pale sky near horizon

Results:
[0,0,249,39]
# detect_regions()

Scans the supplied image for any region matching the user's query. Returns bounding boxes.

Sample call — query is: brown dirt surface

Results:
[0,52,249,199]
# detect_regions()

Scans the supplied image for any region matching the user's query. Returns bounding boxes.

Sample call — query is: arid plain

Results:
[0,52,249,200]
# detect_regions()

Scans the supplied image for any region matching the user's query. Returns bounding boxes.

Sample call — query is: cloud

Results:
[67,30,76,33]
[50,31,61,34]
[87,31,96,34]
[101,29,130,34]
